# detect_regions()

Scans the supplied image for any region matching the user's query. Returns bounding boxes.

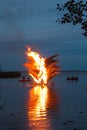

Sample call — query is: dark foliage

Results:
[56,0,87,37]
[0,71,21,78]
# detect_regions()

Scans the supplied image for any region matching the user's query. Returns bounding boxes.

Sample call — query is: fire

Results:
[25,46,47,84]
[24,46,60,85]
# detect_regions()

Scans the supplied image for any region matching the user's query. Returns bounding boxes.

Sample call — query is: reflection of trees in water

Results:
[27,85,60,129]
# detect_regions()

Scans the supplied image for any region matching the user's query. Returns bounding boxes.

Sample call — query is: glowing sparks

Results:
[24,46,60,85]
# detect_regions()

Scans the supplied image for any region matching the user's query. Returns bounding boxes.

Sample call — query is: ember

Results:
[24,46,60,85]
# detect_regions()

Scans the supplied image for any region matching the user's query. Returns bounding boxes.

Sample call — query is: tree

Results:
[56,0,87,37]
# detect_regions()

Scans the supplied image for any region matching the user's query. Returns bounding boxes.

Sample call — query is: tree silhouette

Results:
[56,0,87,37]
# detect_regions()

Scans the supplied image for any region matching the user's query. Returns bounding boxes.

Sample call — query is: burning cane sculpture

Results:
[24,46,60,85]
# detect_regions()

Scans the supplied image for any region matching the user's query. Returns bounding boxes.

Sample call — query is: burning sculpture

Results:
[24,46,60,85]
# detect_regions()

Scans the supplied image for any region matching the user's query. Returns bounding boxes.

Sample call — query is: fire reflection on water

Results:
[26,85,60,130]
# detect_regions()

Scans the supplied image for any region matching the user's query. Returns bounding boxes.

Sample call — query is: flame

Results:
[24,46,60,85]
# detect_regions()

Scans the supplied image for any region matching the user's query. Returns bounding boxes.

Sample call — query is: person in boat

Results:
[28,77,30,81]
[67,76,79,81]
[22,76,25,80]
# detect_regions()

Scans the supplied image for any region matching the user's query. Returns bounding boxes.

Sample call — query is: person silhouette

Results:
[22,76,25,80]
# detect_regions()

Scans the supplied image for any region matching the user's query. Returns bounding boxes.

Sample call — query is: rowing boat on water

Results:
[19,79,30,82]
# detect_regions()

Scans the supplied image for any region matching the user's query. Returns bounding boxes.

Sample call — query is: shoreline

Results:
[0,71,21,78]
[0,70,87,79]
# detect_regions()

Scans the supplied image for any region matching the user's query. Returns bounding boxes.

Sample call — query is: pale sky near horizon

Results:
[0,0,87,71]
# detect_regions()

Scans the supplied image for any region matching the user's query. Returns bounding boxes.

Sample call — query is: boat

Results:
[19,76,31,82]
[66,76,79,81]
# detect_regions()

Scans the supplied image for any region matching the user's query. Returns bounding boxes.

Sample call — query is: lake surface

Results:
[0,72,87,130]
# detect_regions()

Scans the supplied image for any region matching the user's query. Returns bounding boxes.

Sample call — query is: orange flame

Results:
[24,46,60,85]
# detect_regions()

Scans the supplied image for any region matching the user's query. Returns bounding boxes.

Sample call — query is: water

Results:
[0,72,87,130]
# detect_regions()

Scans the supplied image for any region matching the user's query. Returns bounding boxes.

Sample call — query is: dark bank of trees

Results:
[56,0,87,37]
[0,71,21,78]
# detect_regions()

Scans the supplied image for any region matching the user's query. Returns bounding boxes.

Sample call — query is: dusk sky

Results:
[0,0,87,71]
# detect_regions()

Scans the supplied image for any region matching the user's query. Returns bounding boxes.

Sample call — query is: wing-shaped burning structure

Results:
[45,54,60,81]
[24,46,60,85]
